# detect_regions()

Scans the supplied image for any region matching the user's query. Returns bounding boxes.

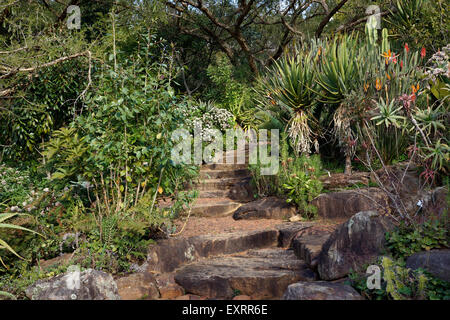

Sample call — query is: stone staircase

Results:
[189,147,253,217]
[137,146,342,300]
[142,222,338,299]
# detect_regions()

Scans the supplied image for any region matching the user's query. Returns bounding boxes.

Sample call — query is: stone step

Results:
[199,169,250,180]
[198,189,231,198]
[202,163,248,171]
[174,248,316,299]
[212,149,252,165]
[292,227,336,270]
[146,229,279,273]
[194,177,249,191]
[191,198,242,217]
[197,189,255,203]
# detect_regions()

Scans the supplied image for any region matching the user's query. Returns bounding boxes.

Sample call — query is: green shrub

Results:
[348,256,450,300]
[249,134,323,219]
[386,219,449,260]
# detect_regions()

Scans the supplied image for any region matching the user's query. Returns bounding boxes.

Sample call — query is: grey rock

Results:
[275,222,316,248]
[317,211,394,280]
[26,268,120,300]
[232,196,296,220]
[406,249,450,282]
[283,281,363,300]
[311,188,388,219]
[174,248,315,299]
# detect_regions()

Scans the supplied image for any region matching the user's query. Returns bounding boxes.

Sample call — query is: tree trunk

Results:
[344,154,352,175]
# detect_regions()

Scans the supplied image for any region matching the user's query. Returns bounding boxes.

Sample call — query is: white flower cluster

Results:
[425,44,450,82]
[183,103,234,141]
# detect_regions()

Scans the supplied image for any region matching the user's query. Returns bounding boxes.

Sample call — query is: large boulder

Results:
[317,211,394,280]
[232,197,296,220]
[371,164,448,217]
[421,187,448,217]
[26,268,120,300]
[320,172,370,190]
[406,249,450,282]
[311,188,389,219]
[282,282,363,300]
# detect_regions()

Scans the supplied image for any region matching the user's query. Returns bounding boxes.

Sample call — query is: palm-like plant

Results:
[255,46,319,155]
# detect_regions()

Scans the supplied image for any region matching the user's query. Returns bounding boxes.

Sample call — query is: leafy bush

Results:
[249,134,323,219]
[1,34,200,288]
[0,60,88,161]
[386,220,449,260]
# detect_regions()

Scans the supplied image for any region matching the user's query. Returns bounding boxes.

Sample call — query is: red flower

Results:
[404,43,410,53]
[400,60,403,69]
[420,47,426,58]
[399,93,416,113]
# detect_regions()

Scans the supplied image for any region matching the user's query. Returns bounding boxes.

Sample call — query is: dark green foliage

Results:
[0,60,88,160]
[386,219,449,260]
[348,259,450,300]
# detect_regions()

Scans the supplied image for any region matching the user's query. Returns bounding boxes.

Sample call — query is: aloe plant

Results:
[423,139,450,171]
[386,0,424,32]
[255,45,320,154]
[314,34,360,105]
[372,98,406,128]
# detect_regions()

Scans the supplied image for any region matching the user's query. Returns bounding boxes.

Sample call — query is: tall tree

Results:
[165,0,358,74]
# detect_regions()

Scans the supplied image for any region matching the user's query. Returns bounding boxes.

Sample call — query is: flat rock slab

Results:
[233,196,296,220]
[174,248,315,299]
[406,249,450,282]
[116,273,159,300]
[275,222,317,248]
[283,281,363,300]
[320,172,370,190]
[292,226,337,270]
[146,229,278,273]
[311,188,388,219]
[191,198,242,217]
